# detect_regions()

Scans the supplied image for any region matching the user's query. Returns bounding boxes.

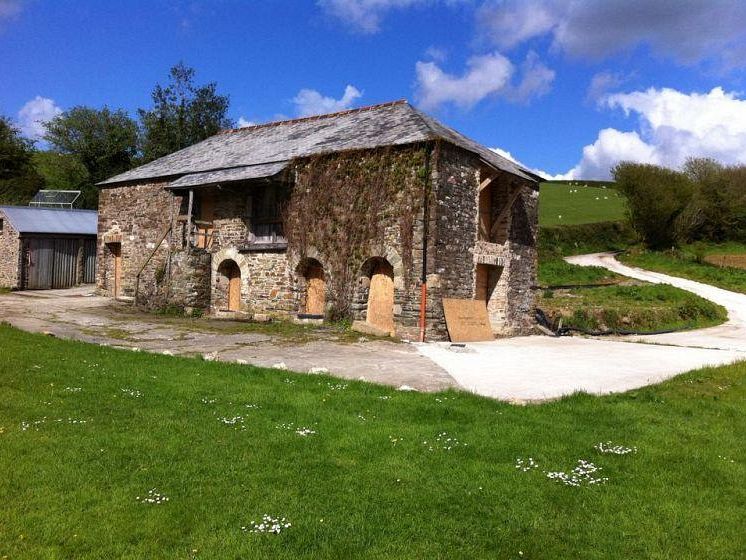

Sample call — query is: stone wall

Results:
[0,211,20,289]
[426,143,480,339]
[97,181,185,300]
[472,176,539,336]
[429,143,538,338]
[96,141,537,338]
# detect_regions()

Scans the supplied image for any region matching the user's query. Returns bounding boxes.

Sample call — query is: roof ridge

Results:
[219,99,410,135]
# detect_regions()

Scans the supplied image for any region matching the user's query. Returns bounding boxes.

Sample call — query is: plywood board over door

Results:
[305,264,325,316]
[366,261,395,334]
[228,267,241,312]
[442,298,494,342]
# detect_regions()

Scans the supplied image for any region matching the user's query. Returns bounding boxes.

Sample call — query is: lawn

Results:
[621,243,746,294]
[1,325,745,558]
[539,182,627,227]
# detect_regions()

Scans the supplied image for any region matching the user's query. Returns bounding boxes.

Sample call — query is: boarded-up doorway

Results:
[110,243,122,298]
[217,259,241,312]
[302,260,325,316]
[365,258,395,334]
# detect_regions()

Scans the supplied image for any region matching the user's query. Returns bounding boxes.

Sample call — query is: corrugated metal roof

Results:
[99,100,541,187]
[166,161,288,189]
[0,206,97,235]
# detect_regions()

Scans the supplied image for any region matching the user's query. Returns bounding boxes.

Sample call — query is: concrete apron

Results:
[417,252,746,402]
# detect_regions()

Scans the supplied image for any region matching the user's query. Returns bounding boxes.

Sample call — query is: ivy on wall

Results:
[284,144,430,319]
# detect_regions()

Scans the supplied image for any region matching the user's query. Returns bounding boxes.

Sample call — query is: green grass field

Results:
[539,182,627,227]
[1,325,745,559]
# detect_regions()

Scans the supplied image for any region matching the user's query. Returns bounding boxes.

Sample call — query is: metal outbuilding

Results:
[0,206,97,290]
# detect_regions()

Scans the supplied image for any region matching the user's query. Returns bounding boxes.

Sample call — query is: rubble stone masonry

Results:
[0,211,21,289]
[96,142,538,340]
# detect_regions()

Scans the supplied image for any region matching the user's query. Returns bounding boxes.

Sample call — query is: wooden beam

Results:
[490,185,524,237]
[479,173,497,192]
[186,189,194,247]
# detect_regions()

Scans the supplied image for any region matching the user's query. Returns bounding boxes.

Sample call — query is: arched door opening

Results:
[362,257,395,334]
[217,259,241,312]
[298,258,326,317]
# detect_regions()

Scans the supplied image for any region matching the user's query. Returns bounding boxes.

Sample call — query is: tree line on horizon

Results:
[0,63,231,209]
[614,158,746,249]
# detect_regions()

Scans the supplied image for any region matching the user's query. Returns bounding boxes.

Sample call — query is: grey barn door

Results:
[24,238,55,289]
[83,239,96,284]
[24,237,81,290]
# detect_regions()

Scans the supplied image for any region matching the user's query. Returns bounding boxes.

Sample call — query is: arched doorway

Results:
[217,259,241,312]
[362,257,395,334]
[298,258,325,316]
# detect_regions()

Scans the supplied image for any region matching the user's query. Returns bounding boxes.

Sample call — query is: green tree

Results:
[613,162,695,249]
[0,116,44,205]
[138,62,232,162]
[43,106,139,207]
[32,151,92,207]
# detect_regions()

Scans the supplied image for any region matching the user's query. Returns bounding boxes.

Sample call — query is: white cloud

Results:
[477,0,556,50]
[292,85,363,117]
[560,87,746,179]
[237,117,256,128]
[17,96,62,140]
[478,1,746,66]
[491,147,567,181]
[317,0,426,33]
[424,46,447,62]
[318,0,471,33]
[415,52,513,110]
[490,147,518,164]
[506,51,555,103]
[586,71,627,103]
[415,51,554,110]
[0,0,23,21]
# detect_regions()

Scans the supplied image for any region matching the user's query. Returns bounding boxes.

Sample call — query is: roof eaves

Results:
[0,206,19,231]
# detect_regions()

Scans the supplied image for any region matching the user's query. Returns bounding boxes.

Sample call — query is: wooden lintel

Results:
[490,185,524,236]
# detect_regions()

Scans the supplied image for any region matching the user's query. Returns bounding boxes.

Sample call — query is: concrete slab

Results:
[416,336,743,401]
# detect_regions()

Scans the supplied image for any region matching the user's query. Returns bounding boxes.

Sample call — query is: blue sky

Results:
[2,0,746,179]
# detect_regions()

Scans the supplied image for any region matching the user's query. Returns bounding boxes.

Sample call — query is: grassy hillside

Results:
[539,182,627,227]
[1,325,744,558]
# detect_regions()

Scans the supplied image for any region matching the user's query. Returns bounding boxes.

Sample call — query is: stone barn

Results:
[0,206,97,290]
[96,100,541,340]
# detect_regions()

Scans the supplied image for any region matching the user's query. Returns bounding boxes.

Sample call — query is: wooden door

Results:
[111,243,122,298]
[366,261,394,334]
[228,267,241,312]
[197,194,215,249]
[305,264,325,316]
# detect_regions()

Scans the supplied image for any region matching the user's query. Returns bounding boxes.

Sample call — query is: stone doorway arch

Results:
[217,259,241,312]
[361,257,395,334]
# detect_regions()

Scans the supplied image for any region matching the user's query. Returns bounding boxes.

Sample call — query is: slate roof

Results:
[0,206,98,235]
[99,100,541,187]
[166,161,288,190]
